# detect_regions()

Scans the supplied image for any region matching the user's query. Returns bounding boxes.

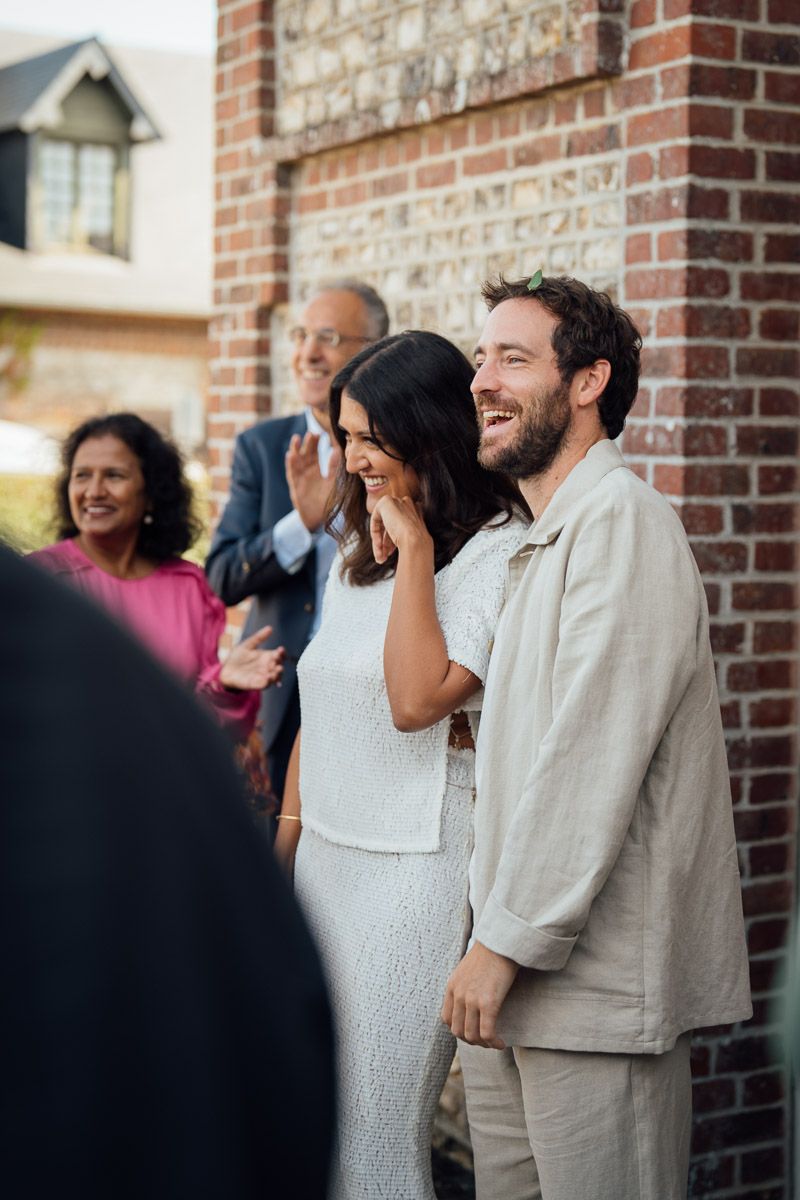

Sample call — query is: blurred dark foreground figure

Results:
[0,545,334,1200]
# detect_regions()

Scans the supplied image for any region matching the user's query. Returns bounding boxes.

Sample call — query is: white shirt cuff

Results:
[273,509,314,573]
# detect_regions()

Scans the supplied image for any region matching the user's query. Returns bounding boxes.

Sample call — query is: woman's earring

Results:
[143,513,154,525]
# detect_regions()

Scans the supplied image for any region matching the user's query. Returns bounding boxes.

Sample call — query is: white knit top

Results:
[297,516,526,853]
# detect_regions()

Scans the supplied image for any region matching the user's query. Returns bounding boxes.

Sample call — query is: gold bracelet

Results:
[276,814,302,822]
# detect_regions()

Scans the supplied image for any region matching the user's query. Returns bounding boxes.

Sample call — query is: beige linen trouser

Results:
[459,1034,692,1200]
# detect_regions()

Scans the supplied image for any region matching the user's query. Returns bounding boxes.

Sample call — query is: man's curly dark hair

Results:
[481,275,642,440]
[56,412,201,561]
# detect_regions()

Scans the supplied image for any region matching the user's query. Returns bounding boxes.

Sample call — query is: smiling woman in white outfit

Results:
[274,331,527,1200]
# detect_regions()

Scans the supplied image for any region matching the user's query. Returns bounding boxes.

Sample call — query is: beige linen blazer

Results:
[471,440,752,1053]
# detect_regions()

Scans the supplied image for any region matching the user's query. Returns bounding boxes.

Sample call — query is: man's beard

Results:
[477,380,572,479]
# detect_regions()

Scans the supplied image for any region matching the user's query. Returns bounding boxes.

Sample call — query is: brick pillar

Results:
[211,1,799,1192]
[210,0,287,512]
[621,1,799,1191]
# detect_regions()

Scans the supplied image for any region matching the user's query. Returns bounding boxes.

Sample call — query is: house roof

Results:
[0,37,159,140]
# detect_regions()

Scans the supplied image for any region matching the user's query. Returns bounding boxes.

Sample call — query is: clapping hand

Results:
[220,625,286,692]
[285,432,341,532]
[370,495,433,564]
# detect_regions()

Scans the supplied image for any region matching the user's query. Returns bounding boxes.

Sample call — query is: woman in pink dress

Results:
[31,413,284,741]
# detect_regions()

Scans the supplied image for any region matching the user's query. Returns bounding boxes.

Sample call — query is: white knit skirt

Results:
[294,747,475,1200]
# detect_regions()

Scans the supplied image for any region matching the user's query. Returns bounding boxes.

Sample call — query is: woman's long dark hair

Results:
[56,412,200,562]
[328,331,528,585]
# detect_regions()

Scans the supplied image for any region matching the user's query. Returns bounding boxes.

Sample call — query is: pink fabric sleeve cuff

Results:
[196,661,260,742]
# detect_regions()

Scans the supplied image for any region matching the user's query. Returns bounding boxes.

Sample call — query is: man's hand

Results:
[441,941,519,1049]
[285,432,341,532]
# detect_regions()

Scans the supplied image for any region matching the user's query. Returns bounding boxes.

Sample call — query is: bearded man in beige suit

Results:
[442,275,752,1200]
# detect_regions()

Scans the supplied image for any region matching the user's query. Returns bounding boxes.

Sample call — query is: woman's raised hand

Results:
[370,495,432,565]
[220,625,286,691]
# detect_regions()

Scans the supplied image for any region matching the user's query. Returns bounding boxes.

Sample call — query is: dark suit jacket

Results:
[0,545,334,1199]
[205,413,318,761]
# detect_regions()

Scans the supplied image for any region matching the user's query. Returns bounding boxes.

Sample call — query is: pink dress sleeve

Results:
[30,542,259,742]
[193,582,260,742]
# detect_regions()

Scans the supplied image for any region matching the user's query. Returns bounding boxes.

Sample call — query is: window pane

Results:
[78,144,116,251]
[38,138,118,253]
[39,139,75,245]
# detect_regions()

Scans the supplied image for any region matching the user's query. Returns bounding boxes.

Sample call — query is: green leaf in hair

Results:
[527,269,543,291]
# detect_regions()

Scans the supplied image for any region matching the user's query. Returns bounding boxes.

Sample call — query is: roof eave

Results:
[15,39,160,142]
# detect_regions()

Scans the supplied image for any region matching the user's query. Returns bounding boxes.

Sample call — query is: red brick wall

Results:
[213,2,799,1193]
[620,8,797,1191]
[1,307,209,444]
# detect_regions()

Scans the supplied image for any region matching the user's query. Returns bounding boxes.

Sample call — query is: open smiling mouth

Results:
[482,409,516,429]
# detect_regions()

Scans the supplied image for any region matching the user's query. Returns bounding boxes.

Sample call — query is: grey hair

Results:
[317,278,390,340]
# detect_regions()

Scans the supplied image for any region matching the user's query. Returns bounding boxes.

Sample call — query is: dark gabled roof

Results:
[0,37,159,140]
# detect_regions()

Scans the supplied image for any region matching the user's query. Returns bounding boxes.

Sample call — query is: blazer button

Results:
[303,602,314,613]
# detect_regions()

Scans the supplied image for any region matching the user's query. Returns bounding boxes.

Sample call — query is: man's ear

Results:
[575,359,611,409]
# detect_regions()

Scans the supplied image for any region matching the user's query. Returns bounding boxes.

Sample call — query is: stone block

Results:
[529,8,566,56]
[346,212,368,236]
[464,0,502,24]
[306,87,327,126]
[397,6,425,52]
[592,199,622,227]
[445,293,470,332]
[387,203,410,229]
[582,235,619,270]
[305,0,330,36]
[292,48,318,88]
[551,243,577,272]
[341,31,368,70]
[545,208,571,235]
[567,0,584,41]
[442,191,470,220]
[278,94,306,135]
[413,198,438,225]
[512,179,547,208]
[457,37,482,80]
[432,52,456,90]
[508,18,529,65]
[404,55,431,96]
[383,267,405,293]
[484,28,508,75]
[429,0,460,36]
[380,98,403,127]
[318,44,342,80]
[583,162,620,192]
[355,70,377,110]
[474,183,508,212]
[551,170,578,200]
[329,83,354,119]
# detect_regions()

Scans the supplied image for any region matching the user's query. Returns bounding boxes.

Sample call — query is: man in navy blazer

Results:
[206,280,389,804]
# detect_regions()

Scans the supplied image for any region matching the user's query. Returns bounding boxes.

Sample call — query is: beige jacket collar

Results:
[518,438,627,550]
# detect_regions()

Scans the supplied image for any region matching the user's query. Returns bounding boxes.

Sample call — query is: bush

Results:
[0,474,58,554]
